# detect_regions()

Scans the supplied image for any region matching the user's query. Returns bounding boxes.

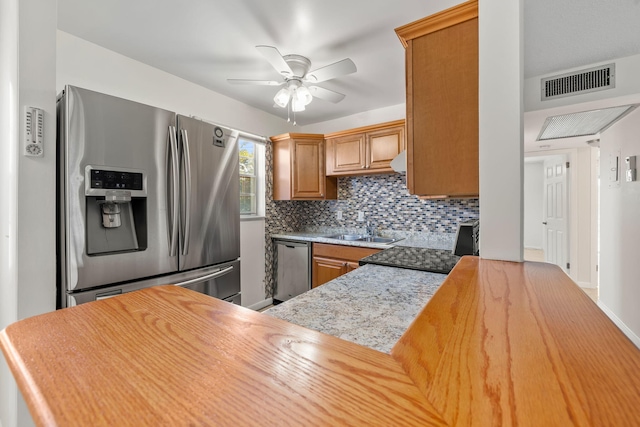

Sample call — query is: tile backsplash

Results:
[263,141,479,297]
[295,174,479,233]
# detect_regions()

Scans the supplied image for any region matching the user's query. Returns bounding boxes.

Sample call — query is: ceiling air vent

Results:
[541,63,615,101]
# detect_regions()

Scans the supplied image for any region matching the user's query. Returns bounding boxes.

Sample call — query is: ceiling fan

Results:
[228,45,357,116]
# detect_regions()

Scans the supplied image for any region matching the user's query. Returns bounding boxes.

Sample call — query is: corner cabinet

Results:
[271,133,337,200]
[325,120,405,176]
[395,0,478,198]
[312,243,381,288]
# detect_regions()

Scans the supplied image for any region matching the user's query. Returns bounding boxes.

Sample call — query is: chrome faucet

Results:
[366,221,376,237]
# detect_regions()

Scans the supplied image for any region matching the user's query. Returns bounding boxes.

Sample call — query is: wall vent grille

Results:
[541,64,615,101]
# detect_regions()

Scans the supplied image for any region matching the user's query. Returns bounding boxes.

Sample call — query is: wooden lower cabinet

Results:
[312,243,381,288]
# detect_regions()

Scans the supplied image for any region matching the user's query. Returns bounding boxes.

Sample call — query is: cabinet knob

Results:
[361,165,366,169]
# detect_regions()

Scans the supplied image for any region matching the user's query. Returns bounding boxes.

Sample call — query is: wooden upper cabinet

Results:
[325,120,405,176]
[271,133,337,200]
[329,134,366,173]
[395,0,479,198]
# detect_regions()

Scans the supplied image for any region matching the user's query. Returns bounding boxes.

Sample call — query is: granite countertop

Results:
[263,264,447,353]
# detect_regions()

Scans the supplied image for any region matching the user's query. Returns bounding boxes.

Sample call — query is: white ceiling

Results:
[58,0,640,142]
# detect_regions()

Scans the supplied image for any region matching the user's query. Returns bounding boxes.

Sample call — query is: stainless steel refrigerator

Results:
[57,85,241,307]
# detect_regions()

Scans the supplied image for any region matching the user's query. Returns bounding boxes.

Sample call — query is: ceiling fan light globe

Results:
[291,98,306,112]
[296,86,313,106]
[274,88,291,108]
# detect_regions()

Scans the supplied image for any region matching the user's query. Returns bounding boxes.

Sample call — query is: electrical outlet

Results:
[357,211,365,222]
[336,211,343,220]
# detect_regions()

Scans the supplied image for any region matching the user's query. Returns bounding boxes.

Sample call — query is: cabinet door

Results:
[327,134,366,174]
[312,256,347,288]
[407,18,478,197]
[366,126,405,172]
[292,139,325,199]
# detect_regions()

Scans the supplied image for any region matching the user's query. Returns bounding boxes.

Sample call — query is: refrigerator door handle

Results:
[173,265,234,288]
[168,126,180,257]
[180,128,192,256]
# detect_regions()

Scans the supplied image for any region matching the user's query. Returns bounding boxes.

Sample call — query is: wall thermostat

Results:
[24,106,44,157]
[213,126,225,147]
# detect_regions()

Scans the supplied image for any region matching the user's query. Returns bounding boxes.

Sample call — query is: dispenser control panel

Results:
[85,165,147,198]
[90,169,143,190]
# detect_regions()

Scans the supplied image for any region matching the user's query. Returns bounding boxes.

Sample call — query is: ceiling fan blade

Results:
[308,86,346,103]
[256,45,294,77]
[305,58,356,83]
[227,79,283,86]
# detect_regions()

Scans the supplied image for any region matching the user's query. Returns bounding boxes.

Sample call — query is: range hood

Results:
[390,150,406,172]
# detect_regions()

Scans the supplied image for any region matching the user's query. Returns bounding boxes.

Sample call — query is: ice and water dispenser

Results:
[85,166,148,255]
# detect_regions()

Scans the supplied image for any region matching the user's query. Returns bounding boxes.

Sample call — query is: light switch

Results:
[626,155,636,182]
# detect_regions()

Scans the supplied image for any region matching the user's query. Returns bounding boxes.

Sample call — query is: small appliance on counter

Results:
[453,219,479,256]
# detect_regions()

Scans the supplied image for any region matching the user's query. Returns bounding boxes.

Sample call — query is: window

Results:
[239,137,265,217]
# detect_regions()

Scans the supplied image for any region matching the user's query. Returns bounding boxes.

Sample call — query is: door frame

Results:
[525,149,578,283]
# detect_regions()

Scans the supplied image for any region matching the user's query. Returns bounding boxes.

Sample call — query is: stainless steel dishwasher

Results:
[274,240,311,303]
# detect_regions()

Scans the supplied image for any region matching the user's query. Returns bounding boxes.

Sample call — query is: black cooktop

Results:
[359,246,461,274]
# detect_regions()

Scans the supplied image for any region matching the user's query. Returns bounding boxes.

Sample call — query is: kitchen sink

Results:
[325,234,367,241]
[324,234,402,244]
[358,236,397,243]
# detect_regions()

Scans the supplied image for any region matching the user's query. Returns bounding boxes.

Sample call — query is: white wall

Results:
[2,1,58,426]
[523,161,544,249]
[300,103,405,134]
[599,107,640,346]
[0,2,21,426]
[240,219,268,309]
[479,0,524,261]
[576,147,596,288]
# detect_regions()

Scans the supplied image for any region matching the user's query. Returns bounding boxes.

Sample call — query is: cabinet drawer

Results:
[313,243,381,261]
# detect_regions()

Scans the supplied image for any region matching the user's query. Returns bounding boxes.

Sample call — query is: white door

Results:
[543,156,569,273]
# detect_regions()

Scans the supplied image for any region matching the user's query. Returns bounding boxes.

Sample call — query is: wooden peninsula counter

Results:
[2,256,640,426]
